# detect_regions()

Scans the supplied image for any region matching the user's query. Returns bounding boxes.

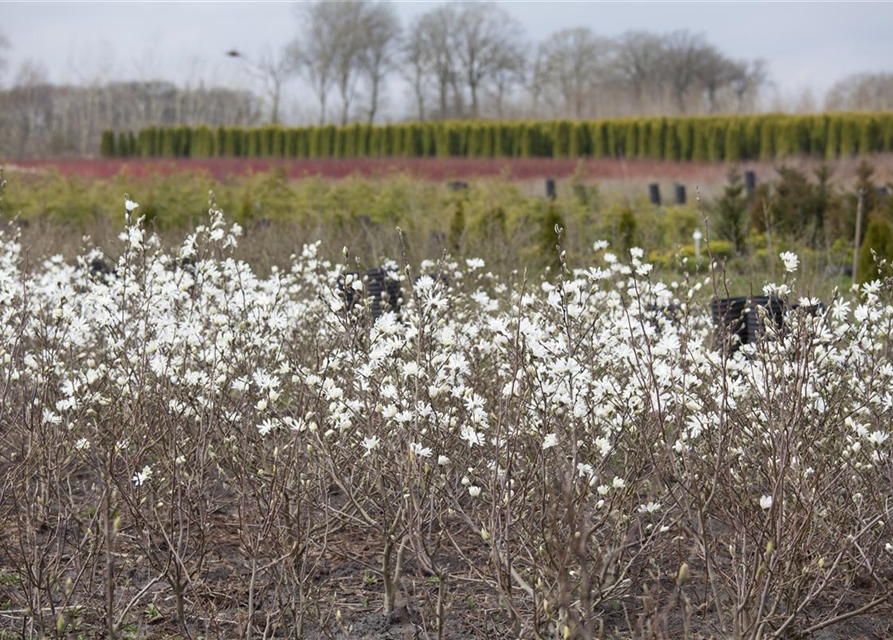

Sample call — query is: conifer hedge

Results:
[101,113,893,161]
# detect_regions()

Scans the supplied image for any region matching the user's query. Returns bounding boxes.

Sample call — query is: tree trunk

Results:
[439,78,448,119]
[367,75,380,125]
[469,79,478,118]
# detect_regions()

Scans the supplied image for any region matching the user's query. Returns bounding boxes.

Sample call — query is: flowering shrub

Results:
[0,196,891,639]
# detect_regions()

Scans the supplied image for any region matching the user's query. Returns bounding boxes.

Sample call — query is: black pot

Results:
[710,296,749,347]
[339,268,403,320]
[744,296,786,343]
[712,296,826,349]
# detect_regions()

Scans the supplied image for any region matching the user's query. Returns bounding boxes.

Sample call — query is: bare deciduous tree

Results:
[824,71,893,112]
[452,2,524,118]
[537,27,612,118]
[729,59,768,112]
[662,30,709,113]
[293,1,398,125]
[416,5,460,119]
[489,44,526,119]
[330,2,368,125]
[359,2,402,124]
[696,45,741,112]
[614,31,665,109]
[0,30,10,87]
[228,47,295,124]
[402,25,430,121]
[289,3,338,124]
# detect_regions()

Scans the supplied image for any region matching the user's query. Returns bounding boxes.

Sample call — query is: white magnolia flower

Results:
[127,226,144,250]
[612,476,625,489]
[133,465,153,487]
[760,495,773,510]
[577,463,594,477]
[362,435,380,455]
[125,198,139,213]
[410,442,432,458]
[542,433,558,450]
[867,431,890,446]
[779,251,799,273]
[468,485,481,498]
[638,502,661,514]
[257,419,277,436]
[437,454,451,466]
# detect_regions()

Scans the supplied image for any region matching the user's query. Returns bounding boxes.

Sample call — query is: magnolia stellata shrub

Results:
[0,197,891,639]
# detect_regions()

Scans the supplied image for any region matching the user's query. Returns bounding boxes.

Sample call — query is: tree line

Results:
[102,113,893,161]
[0,78,262,158]
[283,2,769,124]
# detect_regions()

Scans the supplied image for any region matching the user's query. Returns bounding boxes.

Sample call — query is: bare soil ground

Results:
[3,512,891,639]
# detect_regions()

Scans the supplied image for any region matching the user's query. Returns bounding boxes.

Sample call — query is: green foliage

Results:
[3,167,882,287]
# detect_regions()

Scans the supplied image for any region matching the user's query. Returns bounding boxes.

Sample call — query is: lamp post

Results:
[852,189,865,285]
[693,229,703,263]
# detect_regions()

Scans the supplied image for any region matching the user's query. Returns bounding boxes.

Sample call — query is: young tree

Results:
[858,215,893,283]
[811,163,835,248]
[715,167,748,253]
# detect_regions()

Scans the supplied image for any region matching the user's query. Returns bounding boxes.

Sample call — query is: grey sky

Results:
[3,1,892,120]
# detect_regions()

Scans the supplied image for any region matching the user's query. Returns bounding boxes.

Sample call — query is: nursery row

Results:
[1,198,892,638]
[101,112,893,161]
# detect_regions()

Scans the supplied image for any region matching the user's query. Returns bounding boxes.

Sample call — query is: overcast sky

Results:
[3,1,892,120]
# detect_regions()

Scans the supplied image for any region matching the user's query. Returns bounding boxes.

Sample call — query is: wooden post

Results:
[852,189,865,285]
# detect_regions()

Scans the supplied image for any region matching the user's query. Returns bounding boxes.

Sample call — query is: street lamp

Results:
[693,229,703,263]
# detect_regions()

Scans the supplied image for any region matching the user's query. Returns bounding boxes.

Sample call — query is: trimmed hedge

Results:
[101,113,893,161]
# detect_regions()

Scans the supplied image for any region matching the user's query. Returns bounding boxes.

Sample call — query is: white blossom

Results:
[780,251,799,273]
